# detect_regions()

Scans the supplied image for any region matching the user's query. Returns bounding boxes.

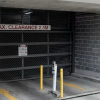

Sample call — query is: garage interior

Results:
[1,0,100,100]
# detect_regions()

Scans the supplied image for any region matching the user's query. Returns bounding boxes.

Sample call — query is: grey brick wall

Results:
[75,13,100,73]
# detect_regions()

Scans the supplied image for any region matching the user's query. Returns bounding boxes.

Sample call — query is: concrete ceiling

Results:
[1,0,100,13]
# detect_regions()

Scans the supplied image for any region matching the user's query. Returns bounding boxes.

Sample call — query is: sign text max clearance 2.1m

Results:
[0,24,51,30]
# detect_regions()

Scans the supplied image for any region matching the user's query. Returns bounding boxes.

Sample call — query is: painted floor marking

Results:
[0,88,17,100]
[50,78,86,90]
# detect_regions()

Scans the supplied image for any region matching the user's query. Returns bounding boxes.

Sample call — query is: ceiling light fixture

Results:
[24,10,32,15]
[24,11,32,15]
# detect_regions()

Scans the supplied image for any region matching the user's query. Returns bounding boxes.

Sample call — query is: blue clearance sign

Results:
[0,24,51,30]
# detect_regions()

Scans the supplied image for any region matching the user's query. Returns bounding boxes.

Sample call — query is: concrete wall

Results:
[75,13,100,76]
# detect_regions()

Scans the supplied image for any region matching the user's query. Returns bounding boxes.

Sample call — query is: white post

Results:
[52,61,57,92]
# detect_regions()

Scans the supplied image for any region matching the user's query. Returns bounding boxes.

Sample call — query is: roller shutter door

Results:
[0,8,74,82]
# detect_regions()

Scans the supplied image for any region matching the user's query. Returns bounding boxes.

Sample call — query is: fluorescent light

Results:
[24,11,32,14]
[24,10,32,15]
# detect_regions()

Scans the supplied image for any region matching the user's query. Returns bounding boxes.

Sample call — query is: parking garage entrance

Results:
[0,8,74,82]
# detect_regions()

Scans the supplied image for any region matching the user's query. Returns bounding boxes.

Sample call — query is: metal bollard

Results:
[40,65,43,90]
[60,68,63,98]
